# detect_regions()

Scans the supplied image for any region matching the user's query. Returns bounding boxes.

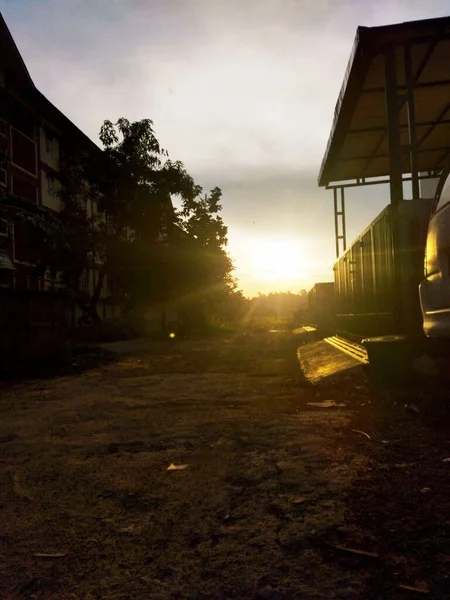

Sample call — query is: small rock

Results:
[255,591,286,600]
[0,433,17,443]
[413,354,439,376]
[291,496,307,505]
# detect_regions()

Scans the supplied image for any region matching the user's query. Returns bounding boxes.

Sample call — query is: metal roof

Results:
[318,16,450,186]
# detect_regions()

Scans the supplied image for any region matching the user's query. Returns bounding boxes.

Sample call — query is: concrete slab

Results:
[297,340,364,384]
[293,326,318,344]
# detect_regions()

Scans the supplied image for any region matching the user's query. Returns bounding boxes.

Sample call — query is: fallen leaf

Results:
[307,400,345,408]
[167,463,189,471]
[352,429,371,440]
[330,544,379,558]
[118,525,136,534]
[398,583,429,594]
[291,496,307,505]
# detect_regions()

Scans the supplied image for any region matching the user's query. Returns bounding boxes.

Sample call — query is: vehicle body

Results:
[420,166,450,337]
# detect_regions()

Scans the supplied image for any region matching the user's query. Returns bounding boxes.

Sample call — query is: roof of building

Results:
[0,12,99,153]
[318,16,450,186]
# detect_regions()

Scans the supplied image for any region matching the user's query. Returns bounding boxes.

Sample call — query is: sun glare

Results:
[250,240,308,283]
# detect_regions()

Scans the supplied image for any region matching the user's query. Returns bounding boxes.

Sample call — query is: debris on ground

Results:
[328,544,380,559]
[413,354,439,377]
[405,403,420,414]
[167,463,189,471]
[307,400,346,408]
[351,429,371,440]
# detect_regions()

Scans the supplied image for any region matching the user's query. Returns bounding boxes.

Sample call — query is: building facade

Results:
[0,12,118,323]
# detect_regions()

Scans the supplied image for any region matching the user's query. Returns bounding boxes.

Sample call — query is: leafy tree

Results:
[0,117,245,332]
[60,118,198,322]
[172,186,245,329]
[249,291,308,319]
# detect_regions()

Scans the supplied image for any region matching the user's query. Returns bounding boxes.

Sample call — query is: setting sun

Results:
[250,240,309,283]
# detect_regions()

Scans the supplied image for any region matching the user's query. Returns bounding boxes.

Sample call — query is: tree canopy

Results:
[0,117,245,330]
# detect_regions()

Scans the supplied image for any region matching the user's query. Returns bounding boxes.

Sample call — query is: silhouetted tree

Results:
[0,118,244,331]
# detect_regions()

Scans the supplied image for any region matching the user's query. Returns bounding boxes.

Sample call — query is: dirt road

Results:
[0,332,449,599]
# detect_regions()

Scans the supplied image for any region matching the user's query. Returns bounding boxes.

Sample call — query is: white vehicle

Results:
[420,168,450,337]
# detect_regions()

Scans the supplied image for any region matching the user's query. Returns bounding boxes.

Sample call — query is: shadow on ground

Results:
[0,331,449,599]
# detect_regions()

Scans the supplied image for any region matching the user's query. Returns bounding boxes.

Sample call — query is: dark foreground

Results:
[0,332,449,599]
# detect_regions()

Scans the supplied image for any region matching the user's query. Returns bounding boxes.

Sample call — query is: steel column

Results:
[340,187,347,251]
[404,44,420,199]
[385,48,403,204]
[384,47,405,331]
[333,186,347,258]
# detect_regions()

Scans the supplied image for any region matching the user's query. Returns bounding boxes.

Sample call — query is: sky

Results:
[1,0,450,296]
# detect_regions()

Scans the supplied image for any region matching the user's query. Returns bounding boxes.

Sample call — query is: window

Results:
[11,127,37,176]
[45,132,52,153]
[47,175,54,195]
[13,221,38,264]
[8,98,35,139]
[435,172,450,213]
[12,175,38,204]
[0,219,9,236]
[0,166,6,187]
[0,119,5,137]
[80,269,89,292]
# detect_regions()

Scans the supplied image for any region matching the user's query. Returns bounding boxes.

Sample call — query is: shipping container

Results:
[307,282,335,333]
[334,198,433,337]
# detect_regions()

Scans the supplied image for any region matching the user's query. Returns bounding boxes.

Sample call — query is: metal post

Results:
[405,44,420,200]
[385,47,407,332]
[333,187,347,258]
[370,227,379,331]
[333,188,339,258]
[340,187,347,251]
[385,48,403,208]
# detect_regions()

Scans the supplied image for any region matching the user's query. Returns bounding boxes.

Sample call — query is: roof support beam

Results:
[326,172,442,190]
[416,99,450,150]
[384,46,404,331]
[384,48,404,205]
[349,119,450,135]
[405,44,420,199]
[362,78,450,94]
[357,39,437,178]
[338,145,450,163]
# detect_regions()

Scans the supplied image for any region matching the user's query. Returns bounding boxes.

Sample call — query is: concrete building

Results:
[0,12,118,321]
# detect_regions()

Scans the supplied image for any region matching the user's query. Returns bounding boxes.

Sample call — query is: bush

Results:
[74,318,139,343]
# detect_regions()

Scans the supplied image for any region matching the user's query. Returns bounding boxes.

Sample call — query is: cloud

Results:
[1,0,448,295]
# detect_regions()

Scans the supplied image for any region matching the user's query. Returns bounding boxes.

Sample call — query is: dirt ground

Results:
[1,331,450,599]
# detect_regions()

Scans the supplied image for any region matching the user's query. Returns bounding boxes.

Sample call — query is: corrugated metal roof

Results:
[318,16,450,186]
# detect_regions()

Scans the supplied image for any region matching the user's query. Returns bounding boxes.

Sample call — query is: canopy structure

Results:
[318,16,450,257]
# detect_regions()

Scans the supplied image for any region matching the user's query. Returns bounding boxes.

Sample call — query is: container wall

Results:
[334,199,433,336]
[307,282,335,333]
